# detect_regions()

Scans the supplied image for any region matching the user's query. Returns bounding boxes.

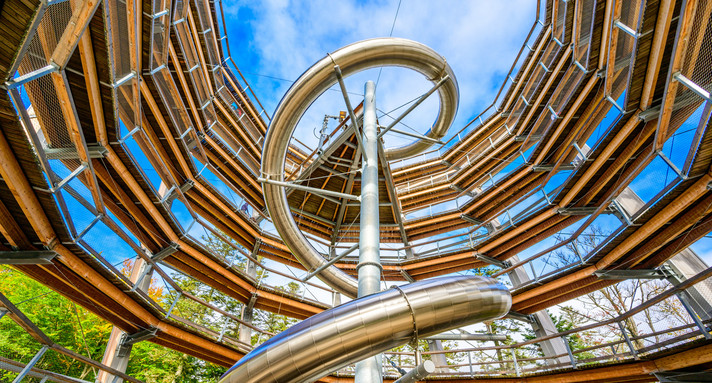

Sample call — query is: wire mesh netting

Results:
[575,0,597,67]
[550,64,586,115]
[15,1,73,76]
[679,0,712,93]
[554,0,567,42]
[150,5,172,70]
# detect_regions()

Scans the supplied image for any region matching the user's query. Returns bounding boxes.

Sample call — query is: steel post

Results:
[12,345,48,383]
[617,321,638,359]
[562,335,577,369]
[97,257,152,383]
[239,262,258,345]
[392,360,435,383]
[355,80,382,383]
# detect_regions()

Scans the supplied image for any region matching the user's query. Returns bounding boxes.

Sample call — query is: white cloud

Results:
[226,0,537,149]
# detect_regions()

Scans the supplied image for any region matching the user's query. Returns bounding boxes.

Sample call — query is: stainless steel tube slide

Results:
[262,38,459,297]
[220,275,511,383]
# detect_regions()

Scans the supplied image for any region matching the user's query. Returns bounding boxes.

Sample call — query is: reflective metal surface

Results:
[220,276,510,383]
[355,80,382,383]
[393,360,435,383]
[262,38,459,297]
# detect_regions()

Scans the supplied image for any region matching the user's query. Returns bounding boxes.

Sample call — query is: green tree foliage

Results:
[251,282,300,342]
[0,259,230,382]
[119,258,229,382]
[0,265,112,381]
[126,342,224,383]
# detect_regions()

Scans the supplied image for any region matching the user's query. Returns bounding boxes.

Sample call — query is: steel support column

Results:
[12,345,48,383]
[508,254,570,366]
[355,80,382,383]
[238,253,258,345]
[426,340,448,372]
[96,257,152,383]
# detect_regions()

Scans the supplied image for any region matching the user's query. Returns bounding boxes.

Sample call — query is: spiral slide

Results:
[220,276,511,383]
[222,38,511,382]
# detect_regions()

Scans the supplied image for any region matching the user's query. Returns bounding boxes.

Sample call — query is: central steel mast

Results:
[355,80,383,382]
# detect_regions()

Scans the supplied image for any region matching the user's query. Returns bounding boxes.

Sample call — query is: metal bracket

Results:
[152,242,180,262]
[130,263,154,292]
[606,94,625,113]
[180,180,195,193]
[0,250,57,265]
[611,198,634,225]
[450,185,476,197]
[654,371,712,382]
[557,206,612,216]
[44,145,107,160]
[614,20,640,38]
[474,254,511,269]
[245,293,258,312]
[400,269,416,283]
[675,290,712,340]
[117,327,158,357]
[674,72,711,101]
[639,105,662,122]
[506,311,535,324]
[5,63,59,90]
[594,267,671,280]
[533,164,576,172]
[461,214,482,225]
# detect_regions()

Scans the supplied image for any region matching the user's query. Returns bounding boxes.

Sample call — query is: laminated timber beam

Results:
[512,175,712,308]
[397,56,594,212]
[142,66,266,231]
[501,26,553,113]
[0,198,32,249]
[49,0,101,69]
[0,292,144,383]
[379,142,413,256]
[0,125,243,366]
[656,0,710,150]
[532,74,600,165]
[77,27,323,319]
[315,342,712,383]
[4,0,712,380]
[559,113,643,207]
[515,46,573,137]
[330,145,361,250]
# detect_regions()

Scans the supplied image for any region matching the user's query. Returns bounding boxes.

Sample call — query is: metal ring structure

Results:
[261,38,459,297]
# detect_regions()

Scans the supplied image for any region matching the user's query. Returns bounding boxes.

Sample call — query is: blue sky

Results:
[215,0,542,290]
[221,0,539,148]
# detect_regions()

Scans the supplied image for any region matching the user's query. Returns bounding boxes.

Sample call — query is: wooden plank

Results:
[0,291,53,344]
[640,0,674,109]
[0,198,32,248]
[656,0,700,149]
[50,0,101,67]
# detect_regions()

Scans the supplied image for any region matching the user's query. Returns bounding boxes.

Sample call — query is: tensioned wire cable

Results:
[376,0,403,89]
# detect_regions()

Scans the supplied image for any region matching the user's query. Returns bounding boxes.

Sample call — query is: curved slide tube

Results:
[220,276,511,383]
[262,38,459,297]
